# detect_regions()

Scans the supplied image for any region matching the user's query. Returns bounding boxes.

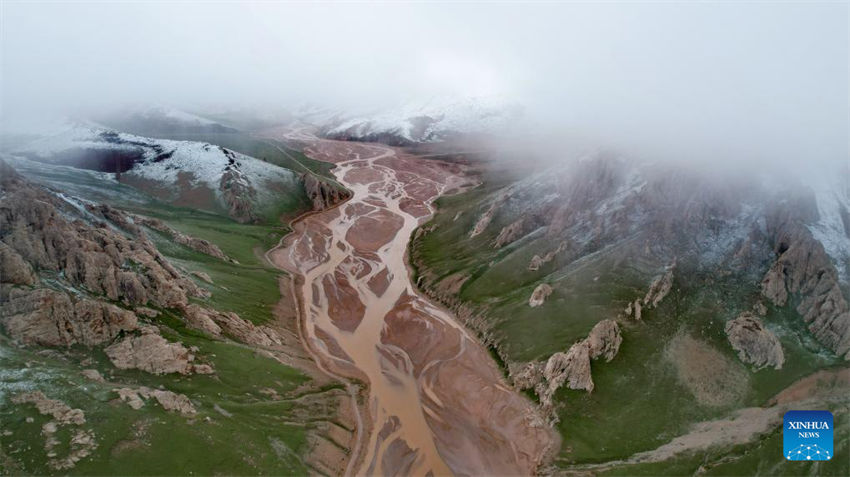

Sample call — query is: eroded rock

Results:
[302,173,349,211]
[183,304,282,347]
[493,218,525,248]
[0,242,36,285]
[761,206,850,359]
[725,312,785,370]
[528,283,553,308]
[115,387,196,415]
[643,264,674,309]
[0,288,138,347]
[12,391,86,425]
[515,319,623,411]
[134,215,232,262]
[105,331,212,375]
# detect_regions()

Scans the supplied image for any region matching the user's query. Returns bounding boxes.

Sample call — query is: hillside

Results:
[9,123,314,223]
[410,153,850,473]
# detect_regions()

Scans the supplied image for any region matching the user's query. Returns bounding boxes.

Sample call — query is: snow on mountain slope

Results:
[98,105,239,135]
[809,173,850,279]
[12,123,301,222]
[311,96,523,144]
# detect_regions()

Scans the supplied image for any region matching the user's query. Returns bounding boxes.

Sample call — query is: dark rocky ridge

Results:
[301,173,350,210]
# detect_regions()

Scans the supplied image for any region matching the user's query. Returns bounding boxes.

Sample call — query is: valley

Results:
[0,103,847,477]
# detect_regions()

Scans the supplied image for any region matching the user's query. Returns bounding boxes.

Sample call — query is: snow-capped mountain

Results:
[11,123,299,223]
[97,105,238,136]
[304,96,524,145]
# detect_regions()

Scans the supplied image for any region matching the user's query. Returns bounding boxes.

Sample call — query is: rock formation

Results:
[0,166,206,309]
[527,242,566,271]
[105,327,213,375]
[528,283,553,307]
[12,391,86,425]
[115,387,197,415]
[302,173,348,210]
[183,304,282,347]
[133,215,232,262]
[514,319,622,410]
[624,264,674,320]
[12,391,96,470]
[0,288,138,347]
[761,203,850,359]
[494,218,525,248]
[469,192,509,238]
[643,264,674,309]
[725,312,784,370]
[219,160,259,223]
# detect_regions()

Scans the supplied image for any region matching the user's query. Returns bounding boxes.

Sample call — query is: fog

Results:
[1,2,847,168]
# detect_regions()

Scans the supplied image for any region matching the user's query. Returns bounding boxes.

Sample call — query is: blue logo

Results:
[784,410,833,461]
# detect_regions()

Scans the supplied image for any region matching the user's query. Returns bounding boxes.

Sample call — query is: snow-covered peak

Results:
[307,95,524,144]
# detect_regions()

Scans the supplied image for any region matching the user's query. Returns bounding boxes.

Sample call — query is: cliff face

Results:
[761,198,850,359]
[301,173,349,210]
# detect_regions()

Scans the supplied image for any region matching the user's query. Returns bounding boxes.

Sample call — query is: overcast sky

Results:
[1,1,847,165]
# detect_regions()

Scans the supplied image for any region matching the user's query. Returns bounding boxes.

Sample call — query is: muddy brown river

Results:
[267,129,554,476]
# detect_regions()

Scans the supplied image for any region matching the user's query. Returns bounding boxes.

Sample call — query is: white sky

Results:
[1,1,847,165]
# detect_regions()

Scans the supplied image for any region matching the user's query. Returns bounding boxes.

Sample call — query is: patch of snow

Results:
[808,175,850,281]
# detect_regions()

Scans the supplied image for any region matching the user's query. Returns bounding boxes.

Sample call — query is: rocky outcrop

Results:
[133,215,232,262]
[12,391,96,470]
[515,319,622,409]
[643,264,674,309]
[85,203,142,236]
[115,387,196,415]
[725,312,784,370]
[493,218,525,248]
[528,283,553,307]
[81,369,105,382]
[184,304,282,347]
[541,341,593,399]
[12,391,86,425]
[219,157,259,223]
[105,328,213,375]
[625,299,643,321]
[585,318,623,361]
[624,263,674,320]
[761,204,850,359]
[527,242,566,271]
[0,242,37,285]
[0,169,206,309]
[191,270,213,284]
[469,192,509,238]
[302,173,348,211]
[0,288,138,347]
